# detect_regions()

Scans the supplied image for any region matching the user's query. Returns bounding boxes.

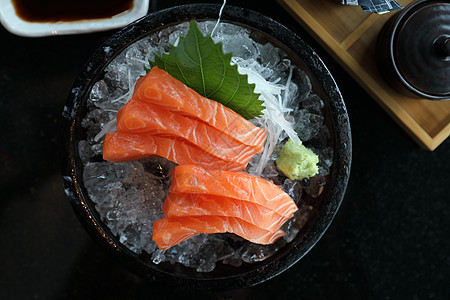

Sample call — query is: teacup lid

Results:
[393,0,450,99]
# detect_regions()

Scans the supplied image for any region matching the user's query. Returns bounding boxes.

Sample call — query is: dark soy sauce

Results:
[12,0,134,22]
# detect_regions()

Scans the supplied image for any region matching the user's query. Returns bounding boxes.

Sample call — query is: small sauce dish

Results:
[0,0,149,37]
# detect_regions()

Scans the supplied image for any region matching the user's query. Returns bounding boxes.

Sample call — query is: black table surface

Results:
[1,1,449,299]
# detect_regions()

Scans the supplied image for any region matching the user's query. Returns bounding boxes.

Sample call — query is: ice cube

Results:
[293,109,324,141]
[196,242,221,272]
[307,125,331,150]
[106,208,120,221]
[282,178,302,205]
[294,69,312,101]
[295,205,313,231]
[304,175,326,198]
[197,20,215,36]
[90,80,109,103]
[301,94,324,114]
[83,161,131,206]
[219,27,258,59]
[311,145,333,177]
[260,161,279,179]
[283,217,300,243]
[105,63,129,91]
[320,147,334,167]
[257,42,281,77]
[269,58,291,83]
[241,243,279,263]
[151,249,166,264]
[140,224,157,254]
[222,246,244,267]
[78,140,95,164]
[119,225,141,253]
[81,108,116,138]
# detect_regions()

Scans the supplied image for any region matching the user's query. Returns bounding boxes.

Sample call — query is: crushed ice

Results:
[80,20,334,272]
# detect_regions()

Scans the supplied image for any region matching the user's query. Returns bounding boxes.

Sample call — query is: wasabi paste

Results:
[276,138,319,180]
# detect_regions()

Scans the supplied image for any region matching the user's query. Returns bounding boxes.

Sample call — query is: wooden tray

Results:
[278,0,450,150]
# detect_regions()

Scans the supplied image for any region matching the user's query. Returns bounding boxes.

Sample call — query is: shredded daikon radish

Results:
[94,119,116,142]
[112,69,134,103]
[211,0,227,37]
[234,58,300,176]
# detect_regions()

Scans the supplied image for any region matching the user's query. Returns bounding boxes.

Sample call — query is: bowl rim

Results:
[61,3,352,291]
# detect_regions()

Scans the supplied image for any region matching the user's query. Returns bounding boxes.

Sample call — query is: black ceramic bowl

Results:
[376,0,450,100]
[62,4,351,291]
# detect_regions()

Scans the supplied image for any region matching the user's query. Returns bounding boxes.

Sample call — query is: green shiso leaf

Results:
[148,20,265,120]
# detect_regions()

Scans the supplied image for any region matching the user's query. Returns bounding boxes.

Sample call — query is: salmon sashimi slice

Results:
[103,132,245,171]
[163,192,290,232]
[133,67,267,152]
[152,216,285,250]
[169,165,298,217]
[116,100,259,165]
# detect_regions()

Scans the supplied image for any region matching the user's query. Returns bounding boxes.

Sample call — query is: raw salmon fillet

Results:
[116,100,259,166]
[103,132,245,171]
[133,67,266,152]
[169,165,298,217]
[163,192,290,232]
[152,216,285,250]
